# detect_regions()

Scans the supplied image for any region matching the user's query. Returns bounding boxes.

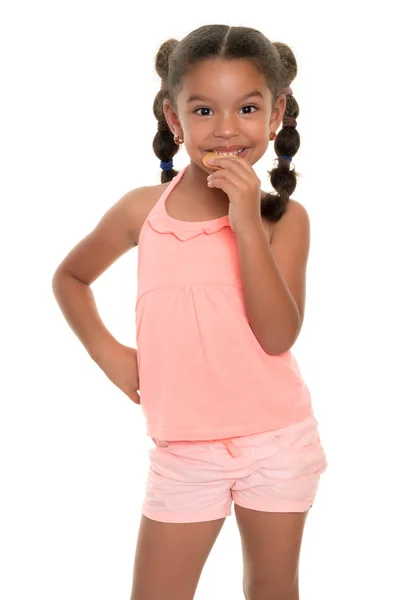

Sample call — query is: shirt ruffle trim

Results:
[148,212,231,241]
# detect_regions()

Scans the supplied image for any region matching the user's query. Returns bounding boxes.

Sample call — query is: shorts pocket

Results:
[275,421,328,479]
[150,440,215,465]
[274,417,323,453]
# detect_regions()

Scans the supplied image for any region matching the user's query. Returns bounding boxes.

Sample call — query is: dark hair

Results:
[152,25,300,222]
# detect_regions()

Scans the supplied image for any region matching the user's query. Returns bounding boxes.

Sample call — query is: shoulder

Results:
[261,199,310,245]
[124,182,169,245]
[279,198,310,226]
[52,182,168,285]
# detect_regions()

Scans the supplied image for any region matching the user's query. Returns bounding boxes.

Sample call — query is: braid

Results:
[152,39,181,183]
[262,42,300,222]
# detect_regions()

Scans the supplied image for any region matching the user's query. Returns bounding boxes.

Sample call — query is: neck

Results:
[183,160,230,209]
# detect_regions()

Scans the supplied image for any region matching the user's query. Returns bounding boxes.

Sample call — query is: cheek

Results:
[249,119,268,140]
[182,127,208,153]
[183,115,214,139]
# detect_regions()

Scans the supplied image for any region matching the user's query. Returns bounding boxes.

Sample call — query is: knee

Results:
[243,578,299,600]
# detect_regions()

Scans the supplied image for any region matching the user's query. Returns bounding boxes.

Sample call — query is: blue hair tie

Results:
[279,155,292,162]
[160,159,174,171]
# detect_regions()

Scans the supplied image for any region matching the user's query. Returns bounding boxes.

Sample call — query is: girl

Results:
[52,24,328,600]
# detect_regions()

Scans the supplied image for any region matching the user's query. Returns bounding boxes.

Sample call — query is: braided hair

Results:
[152,39,180,184]
[152,26,300,222]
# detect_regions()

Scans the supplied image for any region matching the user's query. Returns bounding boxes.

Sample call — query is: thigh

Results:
[234,504,309,599]
[232,415,328,513]
[130,514,225,600]
[142,440,233,523]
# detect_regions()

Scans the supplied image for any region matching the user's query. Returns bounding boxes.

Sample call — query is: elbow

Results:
[262,343,292,356]
[52,268,73,296]
[52,268,65,293]
[262,339,295,356]
[257,333,292,356]
[260,322,302,356]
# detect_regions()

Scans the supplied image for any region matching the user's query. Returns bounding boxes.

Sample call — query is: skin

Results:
[163,58,287,217]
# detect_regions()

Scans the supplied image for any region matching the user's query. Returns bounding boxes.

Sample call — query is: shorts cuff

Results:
[142,506,231,523]
[234,499,313,513]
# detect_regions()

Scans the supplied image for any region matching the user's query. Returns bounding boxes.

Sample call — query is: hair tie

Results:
[279,155,292,162]
[282,117,297,128]
[160,159,173,171]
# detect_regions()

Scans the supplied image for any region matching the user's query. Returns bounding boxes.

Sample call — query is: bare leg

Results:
[235,504,309,600]
[130,514,226,600]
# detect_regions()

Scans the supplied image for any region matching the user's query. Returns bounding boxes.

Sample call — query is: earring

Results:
[174,134,184,145]
[269,132,277,141]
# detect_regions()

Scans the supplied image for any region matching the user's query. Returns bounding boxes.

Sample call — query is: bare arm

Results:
[236,200,310,355]
[52,275,119,362]
[52,187,146,363]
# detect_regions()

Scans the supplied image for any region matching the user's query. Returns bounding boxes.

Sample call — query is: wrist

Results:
[89,335,120,366]
[235,219,265,242]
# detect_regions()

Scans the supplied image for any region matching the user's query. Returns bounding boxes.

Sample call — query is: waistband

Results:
[151,415,316,459]
[152,437,242,458]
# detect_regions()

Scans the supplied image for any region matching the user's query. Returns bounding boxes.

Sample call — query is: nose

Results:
[213,111,239,139]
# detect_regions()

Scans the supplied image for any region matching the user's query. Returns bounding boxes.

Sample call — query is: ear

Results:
[269,94,287,133]
[163,99,183,137]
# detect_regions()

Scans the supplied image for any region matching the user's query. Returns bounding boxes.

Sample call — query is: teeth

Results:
[215,149,244,156]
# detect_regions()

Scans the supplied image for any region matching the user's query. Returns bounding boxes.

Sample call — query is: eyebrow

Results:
[186,90,264,104]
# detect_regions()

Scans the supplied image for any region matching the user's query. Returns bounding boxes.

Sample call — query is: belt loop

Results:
[152,438,169,448]
[222,439,242,458]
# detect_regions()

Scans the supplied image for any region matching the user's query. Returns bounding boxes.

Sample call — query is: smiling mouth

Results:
[206,148,248,156]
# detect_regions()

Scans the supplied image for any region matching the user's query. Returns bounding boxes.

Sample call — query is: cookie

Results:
[202,151,241,170]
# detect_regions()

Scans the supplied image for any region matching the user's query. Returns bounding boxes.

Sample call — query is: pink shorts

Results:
[142,415,328,523]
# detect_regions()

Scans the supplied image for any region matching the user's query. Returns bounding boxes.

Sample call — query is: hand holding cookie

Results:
[204,153,263,236]
[202,152,240,170]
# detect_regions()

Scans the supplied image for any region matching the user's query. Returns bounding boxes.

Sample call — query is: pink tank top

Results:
[135,165,312,441]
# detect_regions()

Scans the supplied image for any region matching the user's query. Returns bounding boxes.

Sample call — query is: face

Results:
[163,59,286,172]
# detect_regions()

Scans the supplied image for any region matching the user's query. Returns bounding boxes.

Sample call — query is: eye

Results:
[193,105,258,116]
[194,107,213,116]
[240,105,257,114]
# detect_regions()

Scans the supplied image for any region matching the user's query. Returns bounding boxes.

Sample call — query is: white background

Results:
[1,1,399,598]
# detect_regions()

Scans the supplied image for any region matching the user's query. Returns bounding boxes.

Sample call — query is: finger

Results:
[208,170,244,189]
[207,178,237,196]
[130,391,141,404]
[208,160,251,182]
[207,158,257,188]
[207,155,254,176]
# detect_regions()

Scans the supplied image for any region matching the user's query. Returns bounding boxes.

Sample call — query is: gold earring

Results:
[174,134,184,145]
[270,132,277,141]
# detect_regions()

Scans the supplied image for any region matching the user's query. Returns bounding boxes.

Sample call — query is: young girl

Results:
[52,24,328,600]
